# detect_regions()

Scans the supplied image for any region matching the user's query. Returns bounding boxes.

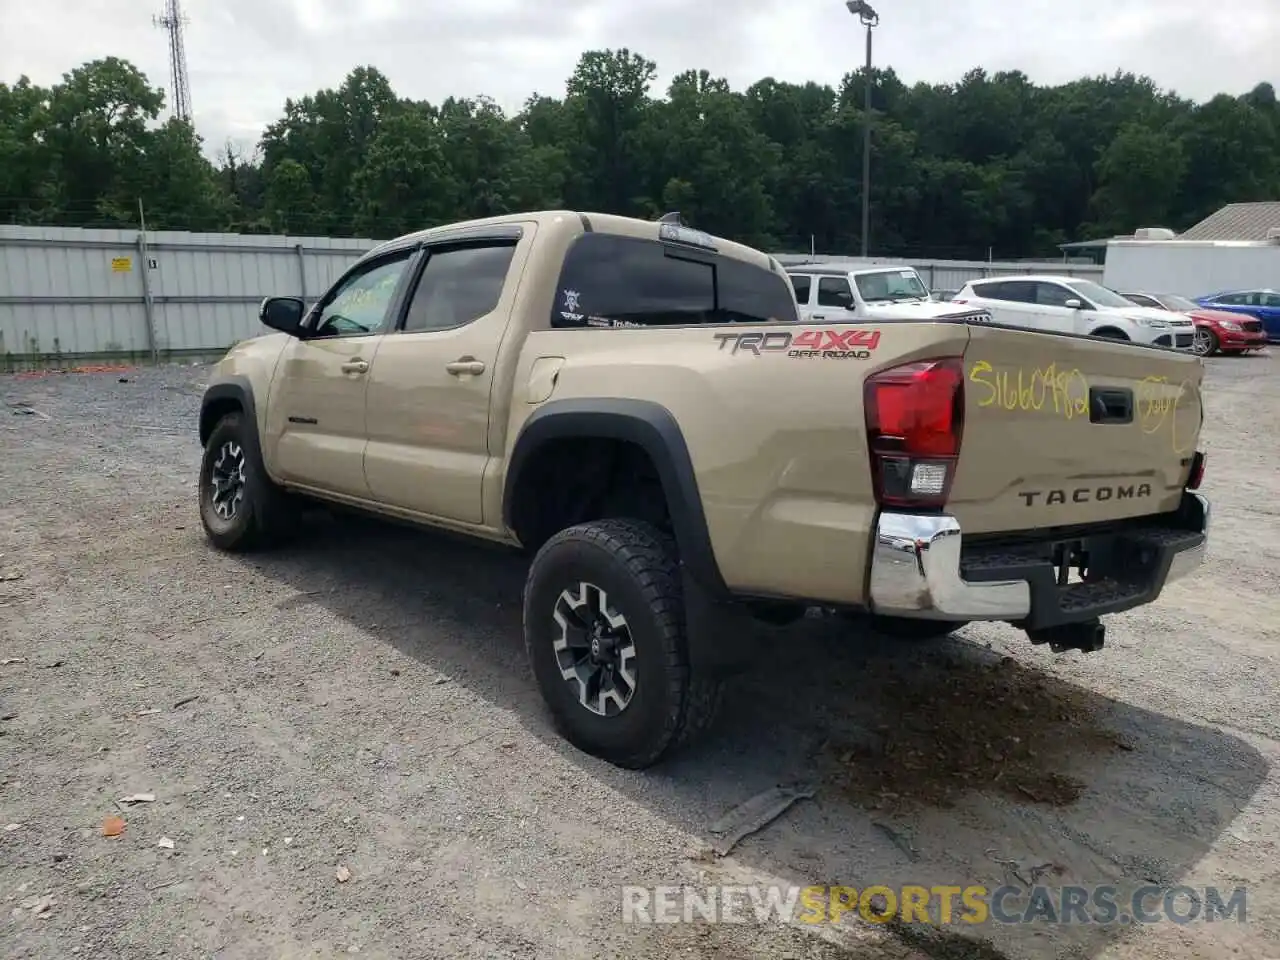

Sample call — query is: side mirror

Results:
[259,296,306,336]
[1064,298,1083,309]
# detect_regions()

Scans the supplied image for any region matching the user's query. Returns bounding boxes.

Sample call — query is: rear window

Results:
[551,233,799,328]
[973,280,1035,303]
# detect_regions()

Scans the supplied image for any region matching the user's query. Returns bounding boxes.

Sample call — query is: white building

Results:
[1100,202,1280,299]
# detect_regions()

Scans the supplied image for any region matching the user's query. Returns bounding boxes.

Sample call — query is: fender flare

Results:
[503,398,729,598]
[199,376,258,447]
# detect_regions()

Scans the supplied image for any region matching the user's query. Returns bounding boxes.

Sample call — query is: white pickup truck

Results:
[785,263,992,324]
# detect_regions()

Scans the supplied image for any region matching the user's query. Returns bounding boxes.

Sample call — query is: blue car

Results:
[1194,289,1280,343]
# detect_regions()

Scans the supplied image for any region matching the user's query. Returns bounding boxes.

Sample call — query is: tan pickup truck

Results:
[197,210,1211,769]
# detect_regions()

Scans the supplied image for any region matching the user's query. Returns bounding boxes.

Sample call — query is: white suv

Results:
[953,275,1195,350]
[786,264,993,324]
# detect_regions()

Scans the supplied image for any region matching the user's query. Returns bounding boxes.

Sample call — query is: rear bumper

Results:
[868,493,1209,629]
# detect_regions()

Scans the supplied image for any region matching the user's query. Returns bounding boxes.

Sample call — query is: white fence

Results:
[1,225,1104,370]
[0,225,373,370]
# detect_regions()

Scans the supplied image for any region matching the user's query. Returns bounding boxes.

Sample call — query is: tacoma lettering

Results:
[1019,484,1152,507]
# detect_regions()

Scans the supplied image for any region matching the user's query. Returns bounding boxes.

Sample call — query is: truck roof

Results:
[365,209,784,275]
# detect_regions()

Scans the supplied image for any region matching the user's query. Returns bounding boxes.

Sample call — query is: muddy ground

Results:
[1,352,1278,960]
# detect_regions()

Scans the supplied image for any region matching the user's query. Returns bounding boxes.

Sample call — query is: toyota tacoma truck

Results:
[196,210,1211,770]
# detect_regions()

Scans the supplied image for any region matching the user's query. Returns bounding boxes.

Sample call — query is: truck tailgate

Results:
[951,326,1204,534]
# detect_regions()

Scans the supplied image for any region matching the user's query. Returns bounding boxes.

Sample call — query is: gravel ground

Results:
[1,353,1278,960]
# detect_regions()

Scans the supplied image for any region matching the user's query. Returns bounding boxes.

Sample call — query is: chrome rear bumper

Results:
[868,493,1209,626]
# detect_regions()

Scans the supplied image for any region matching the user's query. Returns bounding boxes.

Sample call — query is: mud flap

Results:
[680,567,765,678]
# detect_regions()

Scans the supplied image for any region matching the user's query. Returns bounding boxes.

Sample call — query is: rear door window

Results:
[551,233,798,327]
[817,276,855,307]
[974,280,1035,303]
[788,274,812,305]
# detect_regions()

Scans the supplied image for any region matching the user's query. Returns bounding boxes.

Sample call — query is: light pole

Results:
[845,0,878,257]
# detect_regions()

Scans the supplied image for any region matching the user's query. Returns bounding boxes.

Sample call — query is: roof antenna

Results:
[656,211,683,225]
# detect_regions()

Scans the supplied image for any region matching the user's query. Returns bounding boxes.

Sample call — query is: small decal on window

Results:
[563,289,581,312]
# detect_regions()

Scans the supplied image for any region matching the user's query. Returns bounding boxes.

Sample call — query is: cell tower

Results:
[153,0,192,123]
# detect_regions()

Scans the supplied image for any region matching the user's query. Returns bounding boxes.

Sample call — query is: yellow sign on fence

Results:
[111,257,132,273]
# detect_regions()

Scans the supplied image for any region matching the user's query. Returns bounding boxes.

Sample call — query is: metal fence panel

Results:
[2,225,1103,369]
[1,225,376,369]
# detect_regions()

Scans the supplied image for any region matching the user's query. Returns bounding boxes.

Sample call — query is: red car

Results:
[1122,292,1269,357]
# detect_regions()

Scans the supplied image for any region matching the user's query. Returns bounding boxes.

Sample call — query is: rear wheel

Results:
[1192,327,1218,357]
[523,518,723,769]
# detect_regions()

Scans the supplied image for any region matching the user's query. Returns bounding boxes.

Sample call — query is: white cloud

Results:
[1,0,1276,158]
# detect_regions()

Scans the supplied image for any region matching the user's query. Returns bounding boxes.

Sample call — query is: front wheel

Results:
[198,413,297,552]
[523,519,723,769]
[1192,327,1219,357]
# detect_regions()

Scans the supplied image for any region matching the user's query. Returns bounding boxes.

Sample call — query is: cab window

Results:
[311,251,415,338]
[550,233,798,327]
[817,276,854,307]
[400,242,516,332]
[788,274,812,305]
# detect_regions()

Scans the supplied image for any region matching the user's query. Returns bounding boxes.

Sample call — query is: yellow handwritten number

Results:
[969,361,1089,420]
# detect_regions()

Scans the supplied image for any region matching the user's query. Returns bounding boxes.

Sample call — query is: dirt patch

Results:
[824,651,1127,810]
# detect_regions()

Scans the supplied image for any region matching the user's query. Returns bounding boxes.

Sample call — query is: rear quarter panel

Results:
[504,321,971,605]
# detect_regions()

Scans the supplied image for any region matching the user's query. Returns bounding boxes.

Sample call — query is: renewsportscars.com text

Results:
[621,884,1247,927]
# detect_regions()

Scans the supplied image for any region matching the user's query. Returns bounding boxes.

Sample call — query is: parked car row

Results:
[780,265,1275,356]
[1118,292,1270,356]
[948,275,1197,350]
[1193,289,1279,347]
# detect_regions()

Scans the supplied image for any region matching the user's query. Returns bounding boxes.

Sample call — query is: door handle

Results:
[811,314,826,320]
[1089,387,1134,424]
[445,358,486,376]
[340,359,369,374]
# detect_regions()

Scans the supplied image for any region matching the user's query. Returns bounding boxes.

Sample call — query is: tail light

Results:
[864,356,965,509]
[1188,451,1206,490]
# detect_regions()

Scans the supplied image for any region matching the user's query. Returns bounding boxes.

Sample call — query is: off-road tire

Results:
[523,518,723,769]
[198,412,298,552]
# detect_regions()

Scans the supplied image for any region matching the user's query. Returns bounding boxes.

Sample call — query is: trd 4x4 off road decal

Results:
[713,329,881,359]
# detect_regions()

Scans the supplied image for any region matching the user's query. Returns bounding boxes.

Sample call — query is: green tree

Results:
[351,105,456,236]
[1087,122,1187,236]
[4,50,1280,258]
[263,158,317,234]
[0,78,53,223]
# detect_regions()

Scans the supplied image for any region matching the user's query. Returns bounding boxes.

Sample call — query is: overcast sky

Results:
[3,0,1277,159]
